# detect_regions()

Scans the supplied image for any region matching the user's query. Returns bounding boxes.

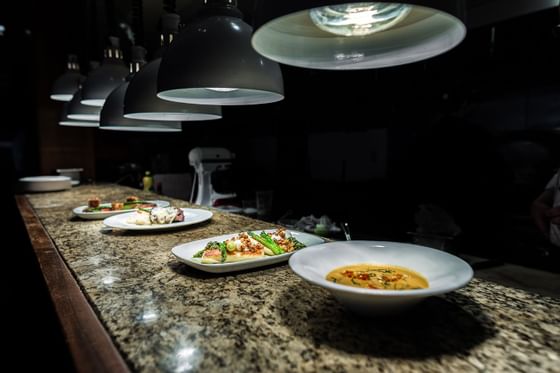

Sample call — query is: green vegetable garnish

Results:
[288,237,306,250]
[219,242,227,263]
[193,248,206,258]
[193,241,227,263]
[248,231,284,255]
[226,241,237,253]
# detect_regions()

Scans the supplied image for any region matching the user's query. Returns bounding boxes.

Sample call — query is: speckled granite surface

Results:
[24,185,560,372]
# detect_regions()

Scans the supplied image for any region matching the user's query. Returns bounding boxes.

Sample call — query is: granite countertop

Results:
[23,184,560,372]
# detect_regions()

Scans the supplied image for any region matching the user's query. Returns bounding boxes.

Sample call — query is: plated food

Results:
[126,206,184,225]
[193,228,306,264]
[172,229,325,273]
[289,240,473,316]
[82,195,157,212]
[103,208,212,231]
[73,196,170,220]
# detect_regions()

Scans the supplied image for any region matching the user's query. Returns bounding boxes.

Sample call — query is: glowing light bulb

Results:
[309,2,411,37]
[206,88,239,92]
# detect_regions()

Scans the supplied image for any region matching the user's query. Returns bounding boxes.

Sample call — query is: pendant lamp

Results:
[124,14,222,121]
[157,0,284,106]
[59,103,99,128]
[100,46,182,132]
[66,88,101,121]
[251,0,467,70]
[50,55,85,101]
[81,37,129,107]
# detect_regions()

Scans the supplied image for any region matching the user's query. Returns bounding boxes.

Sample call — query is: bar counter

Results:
[17,184,560,372]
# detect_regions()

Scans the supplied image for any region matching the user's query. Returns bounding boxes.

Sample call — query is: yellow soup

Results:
[326,264,429,290]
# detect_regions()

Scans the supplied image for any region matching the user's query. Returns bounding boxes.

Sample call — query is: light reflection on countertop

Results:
[101,275,119,286]
[174,346,200,373]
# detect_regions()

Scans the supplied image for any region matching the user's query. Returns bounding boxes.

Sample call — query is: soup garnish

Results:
[326,264,428,290]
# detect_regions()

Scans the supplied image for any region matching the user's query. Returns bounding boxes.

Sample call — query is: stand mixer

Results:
[188,147,236,206]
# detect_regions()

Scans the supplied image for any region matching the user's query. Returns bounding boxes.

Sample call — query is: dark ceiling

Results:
[47,0,559,63]
[1,0,557,74]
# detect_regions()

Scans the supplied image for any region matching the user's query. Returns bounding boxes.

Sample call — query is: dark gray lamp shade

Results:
[157,15,284,106]
[124,58,222,121]
[67,89,101,121]
[100,83,182,132]
[51,71,85,101]
[251,0,466,70]
[81,60,129,107]
[59,102,99,128]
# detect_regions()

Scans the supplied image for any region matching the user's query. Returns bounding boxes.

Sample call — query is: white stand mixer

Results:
[188,147,236,206]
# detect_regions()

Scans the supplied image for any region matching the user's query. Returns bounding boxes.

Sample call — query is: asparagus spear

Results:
[219,242,227,263]
[248,231,284,255]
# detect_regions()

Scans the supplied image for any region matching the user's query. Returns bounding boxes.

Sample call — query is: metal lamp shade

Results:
[124,58,222,121]
[81,60,129,107]
[67,89,101,121]
[50,70,85,101]
[100,83,182,132]
[59,102,99,128]
[251,0,466,70]
[157,15,284,106]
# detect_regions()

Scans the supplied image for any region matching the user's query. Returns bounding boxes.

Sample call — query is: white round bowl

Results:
[19,176,72,192]
[289,241,473,316]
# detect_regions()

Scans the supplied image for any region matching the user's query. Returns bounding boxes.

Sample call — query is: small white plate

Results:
[103,208,213,231]
[172,229,325,273]
[73,200,170,220]
[289,241,473,316]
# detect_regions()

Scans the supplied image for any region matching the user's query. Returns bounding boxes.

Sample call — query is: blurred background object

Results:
[154,173,192,201]
[189,147,236,206]
[56,168,83,185]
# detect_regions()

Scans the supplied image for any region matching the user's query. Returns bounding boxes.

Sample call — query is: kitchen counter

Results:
[17,184,560,372]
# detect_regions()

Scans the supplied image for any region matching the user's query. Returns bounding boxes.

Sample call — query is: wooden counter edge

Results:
[16,195,130,373]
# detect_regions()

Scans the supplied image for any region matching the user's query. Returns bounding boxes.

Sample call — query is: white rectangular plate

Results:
[103,208,213,230]
[171,229,325,273]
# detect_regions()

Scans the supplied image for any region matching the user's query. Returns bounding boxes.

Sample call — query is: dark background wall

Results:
[2,3,559,370]
[1,1,560,270]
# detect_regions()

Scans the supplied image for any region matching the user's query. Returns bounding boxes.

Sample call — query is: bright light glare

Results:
[206,88,239,92]
[81,99,106,107]
[175,347,198,372]
[102,275,118,285]
[59,121,99,128]
[141,311,158,322]
[50,94,74,102]
[309,2,411,36]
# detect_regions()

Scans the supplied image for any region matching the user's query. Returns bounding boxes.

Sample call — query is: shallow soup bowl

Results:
[289,241,473,316]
